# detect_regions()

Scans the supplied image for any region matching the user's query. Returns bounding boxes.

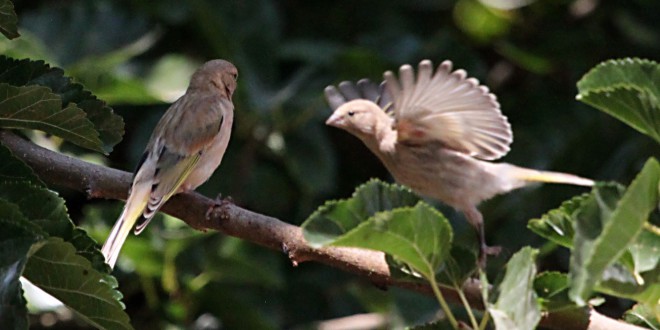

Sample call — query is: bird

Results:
[324,59,593,267]
[102,59,238,269]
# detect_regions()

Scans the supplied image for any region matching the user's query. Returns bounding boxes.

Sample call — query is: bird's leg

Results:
[463,206,501,268]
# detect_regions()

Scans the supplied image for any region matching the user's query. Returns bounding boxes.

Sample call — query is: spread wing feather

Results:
[385,60,512,160]
[324,79,391,111]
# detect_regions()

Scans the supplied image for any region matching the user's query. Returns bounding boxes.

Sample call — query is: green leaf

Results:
[534,272,575,312]
[597,263,660,306]
[599,228,660,307]
[624,303,660,330]
[0,0,19,40]
[302,179,420,247]
[488,247,541,330]
[0,83,105,153]
[528,178,659,305]
[0,181,108,273]
[330,203,453,280]
[577,58,660,144]
[0,199,46,329]
[0,56,124,153]
[627,228,660,276]
[569,158,660,305]
[528,193,591,248]
[23,238,132,330]
[0,142,44,186]
[453,0,512,43]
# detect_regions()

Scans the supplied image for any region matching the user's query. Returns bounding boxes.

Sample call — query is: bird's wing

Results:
[324,79,392,114]
[101,96,225,268]
[384,60,512,160]
[134,95,225,233]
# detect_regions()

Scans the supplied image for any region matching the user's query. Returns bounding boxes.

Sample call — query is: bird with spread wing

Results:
[324,59,593,266]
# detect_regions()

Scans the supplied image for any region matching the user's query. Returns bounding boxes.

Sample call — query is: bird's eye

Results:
[348,111,355,116]
[232,73,238,81]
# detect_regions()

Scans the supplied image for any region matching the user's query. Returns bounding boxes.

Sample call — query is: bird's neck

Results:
[374,115,397,154]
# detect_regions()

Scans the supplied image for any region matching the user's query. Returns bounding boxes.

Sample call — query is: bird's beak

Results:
[325,112,345,127]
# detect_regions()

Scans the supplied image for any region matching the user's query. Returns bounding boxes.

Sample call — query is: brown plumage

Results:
[102,59,238,269]
[325,60,593,266]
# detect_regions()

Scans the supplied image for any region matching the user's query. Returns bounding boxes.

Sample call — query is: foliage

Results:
[488,247,541,330]
[577,58,660,144]
[0,0,659,329]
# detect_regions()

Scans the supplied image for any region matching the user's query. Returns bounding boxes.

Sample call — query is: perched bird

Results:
[324,59,593,266]
[102,59,238,269]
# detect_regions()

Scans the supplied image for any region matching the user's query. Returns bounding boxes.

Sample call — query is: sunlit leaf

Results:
[145,54,197,103]
[23,238,132,330]
[624,303,660,330]
[597,263,660,306]
[569,158,660,305]
[528,193,591,248]
[453,0,512,43]
[331,203,453,280]
[488,247,541,330]
[577,58,660,144]
[627,228,660,276]
[0,0,19,40]
[302,179,419,247]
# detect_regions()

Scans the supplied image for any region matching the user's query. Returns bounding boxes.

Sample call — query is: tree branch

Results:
[0,131,467,300]
[0,130,640,330]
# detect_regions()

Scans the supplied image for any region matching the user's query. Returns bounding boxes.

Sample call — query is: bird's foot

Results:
[483,245,502,256]
[205,193,234,220]
[478,244,502,268]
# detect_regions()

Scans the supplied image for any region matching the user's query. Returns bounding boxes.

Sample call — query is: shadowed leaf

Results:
[0,142,44,186]
[0,199,45,328]
[0,83,104,152]
[23,238,132,330]
[0,0,19,39]
[0,56,124,153]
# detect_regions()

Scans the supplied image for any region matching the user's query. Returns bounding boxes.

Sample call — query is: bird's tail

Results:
[506,165,594,187]
[101,187,149,269]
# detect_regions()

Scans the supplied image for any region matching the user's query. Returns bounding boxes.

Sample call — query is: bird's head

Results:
[325,100,385,136]
[190,59,238,98]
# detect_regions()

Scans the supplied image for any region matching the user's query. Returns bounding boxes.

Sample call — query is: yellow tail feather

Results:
[101,186,149,269]
[512,167,594,187]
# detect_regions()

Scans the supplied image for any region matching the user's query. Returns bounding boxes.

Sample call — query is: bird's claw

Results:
[205,193,234,220]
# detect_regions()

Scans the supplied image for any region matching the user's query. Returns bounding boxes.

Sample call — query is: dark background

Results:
[8,0,659,328]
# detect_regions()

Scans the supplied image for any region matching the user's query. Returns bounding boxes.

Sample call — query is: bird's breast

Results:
[181,107,234,191]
